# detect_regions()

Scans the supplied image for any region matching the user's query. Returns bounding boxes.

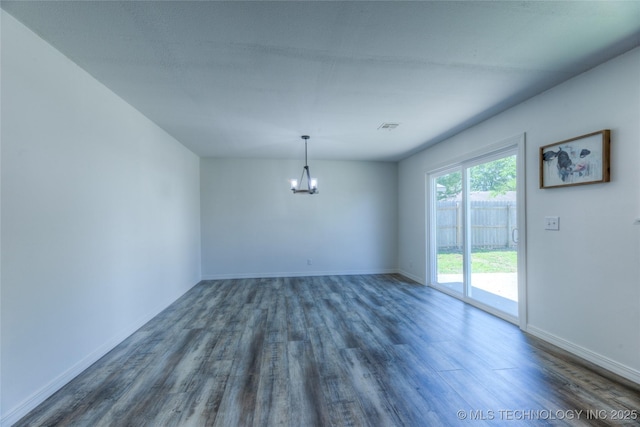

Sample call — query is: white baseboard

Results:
[395,269,425,285]
[1,282,200,427]
[526,325,640,385]
[201,268,398,281]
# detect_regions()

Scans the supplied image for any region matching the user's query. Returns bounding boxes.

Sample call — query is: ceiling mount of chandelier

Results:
[290,135,318,194]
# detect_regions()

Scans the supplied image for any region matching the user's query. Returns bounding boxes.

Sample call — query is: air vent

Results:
[378,122,400,130]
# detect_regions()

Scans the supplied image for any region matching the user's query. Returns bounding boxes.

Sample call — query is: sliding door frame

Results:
[426,134,527,329]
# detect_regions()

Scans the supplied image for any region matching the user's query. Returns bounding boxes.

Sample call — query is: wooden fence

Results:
[436,200,517,250]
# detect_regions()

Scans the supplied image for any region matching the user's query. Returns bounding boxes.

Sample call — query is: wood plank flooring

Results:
[16,275,640,426]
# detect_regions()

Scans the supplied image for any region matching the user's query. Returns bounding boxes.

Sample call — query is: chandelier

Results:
[290,135,318,194]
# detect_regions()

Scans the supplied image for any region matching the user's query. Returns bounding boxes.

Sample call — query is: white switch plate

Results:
[545,216,560,230]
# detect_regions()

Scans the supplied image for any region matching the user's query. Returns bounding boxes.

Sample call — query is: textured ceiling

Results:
[2,1,640,161]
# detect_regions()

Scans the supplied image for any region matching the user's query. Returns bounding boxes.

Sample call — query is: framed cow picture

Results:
[540,130,610,189]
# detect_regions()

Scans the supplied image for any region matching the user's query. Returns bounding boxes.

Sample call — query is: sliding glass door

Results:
[431,148,521,321]
[434,170,464,295]
[467,155,518,317]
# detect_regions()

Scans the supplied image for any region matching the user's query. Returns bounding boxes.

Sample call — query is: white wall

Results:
[0,12,202,424]
[201,158,398,278]
[399,47,640,382]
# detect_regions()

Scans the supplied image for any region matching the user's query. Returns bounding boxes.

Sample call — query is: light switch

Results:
[545,216,560,230]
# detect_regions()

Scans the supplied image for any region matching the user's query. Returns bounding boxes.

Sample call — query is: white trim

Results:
[515,134,528,330]
[1,282,200,427]
[425,173,433,287]
[0,86,3,423]
[201,268,398,281]
[526,326,640,385]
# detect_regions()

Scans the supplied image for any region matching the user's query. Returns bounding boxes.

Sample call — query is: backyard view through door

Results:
[433,152,518,319]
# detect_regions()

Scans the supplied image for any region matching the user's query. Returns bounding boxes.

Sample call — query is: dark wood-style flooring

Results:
[17,275,640,426]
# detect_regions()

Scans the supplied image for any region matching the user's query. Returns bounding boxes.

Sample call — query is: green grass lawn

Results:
[437,250,517,274]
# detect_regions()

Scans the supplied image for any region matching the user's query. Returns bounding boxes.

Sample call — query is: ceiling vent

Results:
[378,122,400,130]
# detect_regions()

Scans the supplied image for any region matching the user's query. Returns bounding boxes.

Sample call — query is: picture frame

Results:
[539,129,610,189]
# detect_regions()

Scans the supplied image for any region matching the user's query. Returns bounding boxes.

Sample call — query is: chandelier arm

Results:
[304,165,311,191]
[299,167,306,190]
